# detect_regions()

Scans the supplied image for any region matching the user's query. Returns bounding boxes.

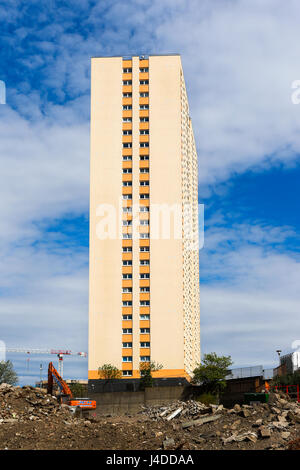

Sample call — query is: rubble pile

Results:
[141,399,214,420]
[0,383,71,423]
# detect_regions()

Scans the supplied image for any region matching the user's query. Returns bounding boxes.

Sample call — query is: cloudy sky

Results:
[0,0,300,384]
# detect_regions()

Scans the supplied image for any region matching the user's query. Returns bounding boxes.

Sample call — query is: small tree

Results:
[98,364,122,380]
[0,360,18,385]
[192,352,233,399]
[139,361,163,390]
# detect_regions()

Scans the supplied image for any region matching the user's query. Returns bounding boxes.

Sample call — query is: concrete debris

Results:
[182,414,221,429]
[141,400,211,421]
[162,437,175,449]
[166,407,183,421]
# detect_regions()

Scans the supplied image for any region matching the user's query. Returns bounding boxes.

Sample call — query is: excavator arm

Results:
[47,361,73,398]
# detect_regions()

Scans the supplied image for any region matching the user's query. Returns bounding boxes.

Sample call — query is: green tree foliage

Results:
[139,361,163,390]
[69,382,86,398]
[0,360,18,385]
[98,364,122,380]
[192,352,233,396]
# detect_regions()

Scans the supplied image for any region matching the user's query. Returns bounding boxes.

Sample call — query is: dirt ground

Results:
[1,383,300,450]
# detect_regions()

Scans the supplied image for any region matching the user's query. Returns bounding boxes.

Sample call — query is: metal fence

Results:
[226,365,264,380]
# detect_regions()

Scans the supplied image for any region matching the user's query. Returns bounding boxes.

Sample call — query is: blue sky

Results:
[0,0,300,385]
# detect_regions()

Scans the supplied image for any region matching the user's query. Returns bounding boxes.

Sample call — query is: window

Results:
[140,246,149,251]
[122,181,132,186]
[122,301,132,306]
[140,104,149,110]
[140,260,150,266]
[122,221,132,227]
[140,342,150,348]
[123,155,132,161]
[122,370,132,376]
[123,117,132,122]
[140,80,149,85]
[123,342,132,348]
[123,80,132,85]
[122,328,132,334]
[140,129,149,134]
[123,142,132,148]
[123,168,132,173]
[140,328,150,334]
[140,117,149,122]
[122,246,132,251]
[123,68,132,73]
[140,91,149,97]
[123,105,132,110]
[140,273,150,279]
[140,233,149,239]
[140,194,149,199]
[122,356,132,362]
[122,233,132,239]
[122,274,132,280]
[140,206,149,212]
[139,68,149,73]
[140,300,150,306]
[140,142,149,147]
[140,181,149,186]
[140,220,149,226]
[140,168,149,173]
[140,286,150,292]
[140,155,149,160]
[123,130,132,135]
[122,194,132,199]
[140,314,150,320]
[122,315,132,320]
[123,92,132,97]
[122,260,132,265]
[140,356,150,362]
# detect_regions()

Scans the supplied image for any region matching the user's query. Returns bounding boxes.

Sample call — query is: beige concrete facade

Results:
[89,55,200,380]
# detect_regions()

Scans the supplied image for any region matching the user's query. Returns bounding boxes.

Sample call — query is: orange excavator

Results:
[47,362,96,413]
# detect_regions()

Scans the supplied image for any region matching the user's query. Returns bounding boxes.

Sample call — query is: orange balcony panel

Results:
[140,173,150,182]
[122,122,132,131]
[122,266,132,275]
[139,109,149,117]
[140,334,150,342]
[122,85,132,93]
[122,253,132,262]
[122,319,132,328]
[140,348,150,356]
[139,226,149,235]
[122,348,133,356]
[122,174,132,182]
[122,135,132,143]
[140,199,150,207]
[139,135,149,143]
[139,96,149,105]
[123,60,132,68]
[122,293,132,302]
[122,161,132,169]
[122,213,132,221]
[140,279,150,288]
[140,265,150,274]
[122,239,132,247]
[122,109,132,118]
[139,212,149,220]
[122,363,133,370]
[122,279,132,288]
[139,239,150,247]
[122,149,132,157]
[140,253,150,262]
[122,225,132,234]
[139,84,149,93]
[139,72,149,80]
[122,73,132,80]
[139,122,149,130]
[139,59,149,68]
[122,334,133,342]
[139,160,149,169]
[140,292,150,301]
[122,186,132,195]
[140,310,150,318]
[139,146,149,155]
[122,97,132,106]
[122,199,132,208]
[139,186,150,194]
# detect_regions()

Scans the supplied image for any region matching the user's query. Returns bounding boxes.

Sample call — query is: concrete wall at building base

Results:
[89,384,190,415]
